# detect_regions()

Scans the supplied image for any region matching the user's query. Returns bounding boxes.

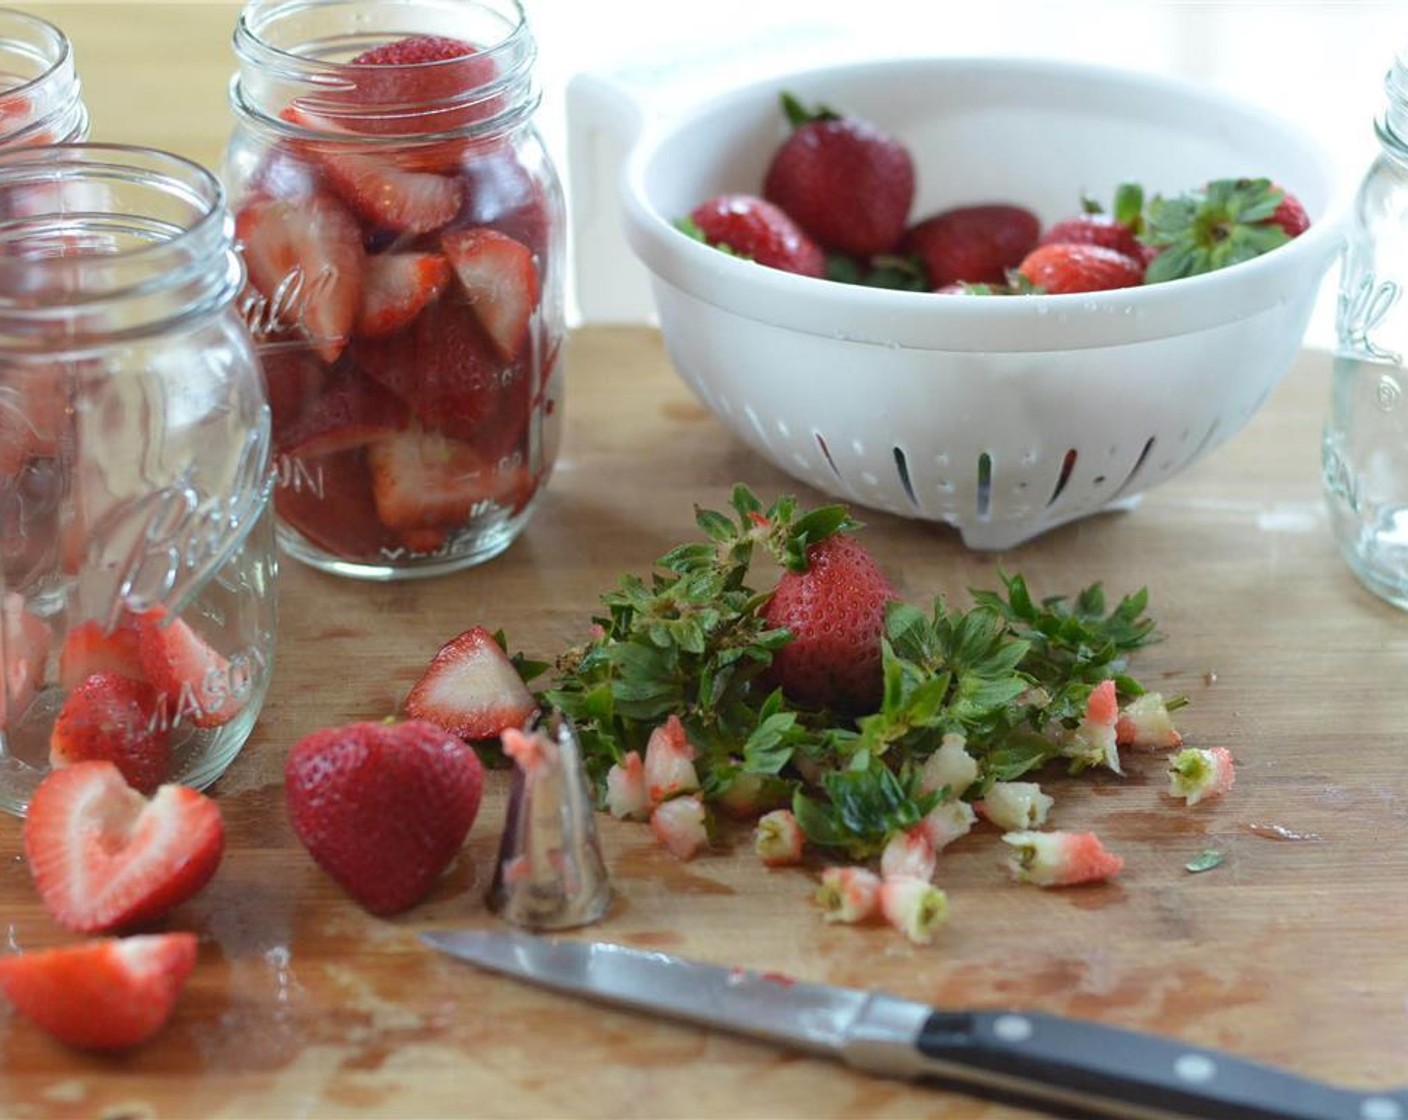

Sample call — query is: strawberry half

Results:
[235,192,364,364]
[58,616,147,691]
[276,372,410,459]
[356,251,451,338]
[367,429,531,531]
[24,761,225,933]
[48,672,171,794]
[442,228,540,360]
[134,608,242,730]
[284,719,485,915]
[403,626,536,741]
[0,933,198,1050]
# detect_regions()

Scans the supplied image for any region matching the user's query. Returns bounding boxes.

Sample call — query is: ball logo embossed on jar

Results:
[1338,273,1402,364]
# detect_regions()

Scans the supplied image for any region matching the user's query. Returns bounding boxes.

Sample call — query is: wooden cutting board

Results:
[3,326,1407,1119]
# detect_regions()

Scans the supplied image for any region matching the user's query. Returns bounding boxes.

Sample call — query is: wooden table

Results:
[6,4,1408,1116]
[3,325,1408,1119]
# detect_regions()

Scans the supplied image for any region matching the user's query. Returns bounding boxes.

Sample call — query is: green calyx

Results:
[780,91,841,129]
[1142,177,1290,283]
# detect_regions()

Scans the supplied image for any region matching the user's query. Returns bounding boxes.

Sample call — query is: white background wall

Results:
[529,0,1408,345]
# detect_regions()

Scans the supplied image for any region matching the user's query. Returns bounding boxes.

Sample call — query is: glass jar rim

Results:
[0,7,88,147]
[0,7,75,97]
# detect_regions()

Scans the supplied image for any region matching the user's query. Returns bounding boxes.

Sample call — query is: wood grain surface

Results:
[5,5,1407,1118]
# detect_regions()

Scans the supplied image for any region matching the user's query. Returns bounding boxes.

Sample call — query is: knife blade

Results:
[423,929,1404,1120]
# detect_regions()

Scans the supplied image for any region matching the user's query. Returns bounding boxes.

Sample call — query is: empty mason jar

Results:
[0,145,276,815]
[0,8,89,150]
[225,0,566,581]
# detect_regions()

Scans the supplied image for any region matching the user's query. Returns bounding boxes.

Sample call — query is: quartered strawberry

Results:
[753,809,804,867]
[367,429,530,531]
[358,296,523,444]
[315,147,464,237]
[642,714,700,805]
[456,144,553,256]
[1,591,51,728]
[58,617,146,691]
[24,762,225,933]
[49,673,171,795]
[901,204,1040,288]
[284,719,485,915]
[1017,243,1145,294]
[442,228,540,360]
[276,372,410,459]
[0,933,198,1051]
[763,93,914,257]
[256,347,328,444]
[403,626,536,741]
[682,194,826,278]
[1002,829,1124,887]
[761,533,896,714]
[273,447,388,562]
[133,608,241,730]
[650,794,708,861]
[235,192,364,364]
[356,251,451,338]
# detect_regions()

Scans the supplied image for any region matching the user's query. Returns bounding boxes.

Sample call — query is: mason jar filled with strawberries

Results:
[224,0,565,579]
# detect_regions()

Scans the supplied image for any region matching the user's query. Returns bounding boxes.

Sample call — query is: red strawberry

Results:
[762,93,914,257]
[1271,188,1310,237]
[901,204,1040,288]
[455,143,553,256]
[366,429,531,531]
[273,447,389,562]
[276,372,410,458]
[235,192,364,364]
[49,673,171,794]
[338,36,500,136]
[441,228,540,360]
[684,194,826,278]
[257,347,328,443]
[1038,213,1143,260]
[24,761,225,933]
[314,147,464,237]
[761,533,896,713]
[357,296,521,444]
[284,719,485,914]
[0,933,198,1050]
[403,626,537,741]
[134,608,241,730]
[0,362,68,477]
[1,591,51,728]
[1017,243,1145,294]
[356,251,451,338]
[58,617,146,691]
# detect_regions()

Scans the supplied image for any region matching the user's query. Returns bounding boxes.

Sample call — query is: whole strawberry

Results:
[1142,178,1306,283]
[763,93,914,258]
[1039,182,1147,261]
[900,204,1040,289]
[285,720,485,915]
[681,194,826,278]
[761,532,896,713]
[1017,243,1145,295]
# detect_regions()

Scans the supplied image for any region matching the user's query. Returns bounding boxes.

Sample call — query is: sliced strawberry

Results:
[0,933,198,1050]
[403,626,536,741]
[366,429,531,531]
[442,228,540,360]
[274,447,389,562]
[235,192,363,364]
[49,672,171,794]
[356,251,451,338]
[276,373,410,458]
[23,761,225,933]
[315,148,463,237]
[457,144,553,257]
[258,347,328,446]
[133,608,241,730]
[58,618,147,691]
[1,591,51,728]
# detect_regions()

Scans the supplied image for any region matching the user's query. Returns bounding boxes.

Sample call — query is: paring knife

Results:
[423,930,1404,1120]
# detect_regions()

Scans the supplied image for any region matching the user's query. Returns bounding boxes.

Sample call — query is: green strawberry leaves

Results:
[1142,178,1291,282]
[780,91,841,129]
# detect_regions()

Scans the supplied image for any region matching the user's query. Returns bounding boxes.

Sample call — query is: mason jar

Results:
[0,145,276,815]
[0,8,89,150]
[224,0,566,580]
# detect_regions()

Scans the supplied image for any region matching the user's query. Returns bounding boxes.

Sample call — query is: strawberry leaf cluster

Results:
[538,485,1163,857]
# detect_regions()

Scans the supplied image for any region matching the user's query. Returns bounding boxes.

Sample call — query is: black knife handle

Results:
[914,1009,1403,1120]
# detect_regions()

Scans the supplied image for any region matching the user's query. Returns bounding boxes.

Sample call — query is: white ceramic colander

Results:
[570,57,1346,550]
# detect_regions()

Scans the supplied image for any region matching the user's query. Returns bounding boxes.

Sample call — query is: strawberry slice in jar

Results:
[227,0,563,579]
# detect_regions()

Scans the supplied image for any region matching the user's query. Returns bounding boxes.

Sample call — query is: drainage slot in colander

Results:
[893,447,919,510]
[976,452,993,520]
[1047,449,1078,507]
[1111,436,1157,500]
[815,432,843,481]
